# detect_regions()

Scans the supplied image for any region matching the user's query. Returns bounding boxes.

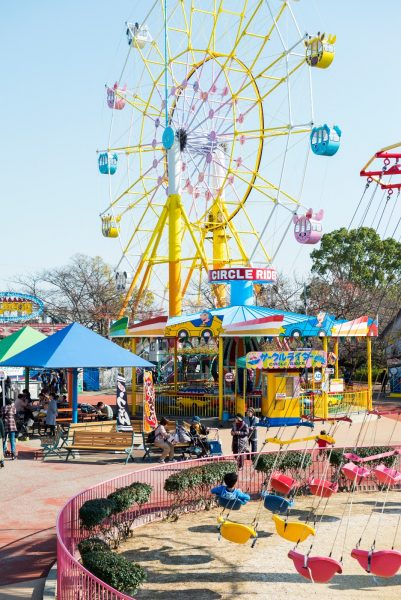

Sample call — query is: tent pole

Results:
[72,369,78,424]
[67,369,73,408]
[130,338,137,417]
[218,336,224,422]
[24,367,30,391]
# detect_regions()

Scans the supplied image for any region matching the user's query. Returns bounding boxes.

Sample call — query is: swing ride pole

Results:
[367,336,373,410]
[130,337,137,416]
[322,337,329,419]
[218,336,224,421]
[173,337,178,394]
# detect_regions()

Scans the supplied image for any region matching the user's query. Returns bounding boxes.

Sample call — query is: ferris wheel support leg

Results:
[168,193,182,318]
[334,338,339,379]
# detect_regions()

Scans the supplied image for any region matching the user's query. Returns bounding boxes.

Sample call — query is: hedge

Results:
[78,537,110,556]
[164,461,238,493]
[254,451,312,474]
[82,551,147,595]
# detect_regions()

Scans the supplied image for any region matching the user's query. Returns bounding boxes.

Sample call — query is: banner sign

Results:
[0,292,44,322]
[246,350,327,370]
[208,267,277,284]
[143,370,157,433]
[116,375,133,432]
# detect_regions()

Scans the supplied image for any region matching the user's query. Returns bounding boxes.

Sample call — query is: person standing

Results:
[45,394,58,436]
[244,407,259,455]
[0,416,5,467]
[1,399,18,459]
[231,413,249,469]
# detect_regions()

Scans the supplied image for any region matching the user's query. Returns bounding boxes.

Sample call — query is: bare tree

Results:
[13,254,156,335]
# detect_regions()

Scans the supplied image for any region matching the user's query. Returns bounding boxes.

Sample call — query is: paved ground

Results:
[1,392,401,599]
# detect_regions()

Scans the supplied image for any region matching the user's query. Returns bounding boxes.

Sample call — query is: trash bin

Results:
[222,410,230,422]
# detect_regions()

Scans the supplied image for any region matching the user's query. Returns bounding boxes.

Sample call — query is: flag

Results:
[116,374,132,432]
[143,370,157,433]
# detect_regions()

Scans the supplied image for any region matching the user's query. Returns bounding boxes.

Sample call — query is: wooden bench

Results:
[141,419,192,462]
[65,431,136,464]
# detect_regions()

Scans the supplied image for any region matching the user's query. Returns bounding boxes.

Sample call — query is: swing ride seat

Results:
[217,516,257,545]
[263,493,294,514]
[372,463,401,486]
[270,472,299,496]
[341,461,370,483]
[344,452,361,462]
[288,550,342,583]
[307,476,338,498]
[358,450,399,463]
[272,514,315,543]
[351,548,401,578]
[218,496,243,511]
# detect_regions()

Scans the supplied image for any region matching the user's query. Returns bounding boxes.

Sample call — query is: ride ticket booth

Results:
[247,350,329,425]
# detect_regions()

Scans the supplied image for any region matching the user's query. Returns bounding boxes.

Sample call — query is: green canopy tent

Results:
[0,326,46,404]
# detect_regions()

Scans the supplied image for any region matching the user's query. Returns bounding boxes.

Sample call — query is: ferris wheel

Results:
[98,0,336,316]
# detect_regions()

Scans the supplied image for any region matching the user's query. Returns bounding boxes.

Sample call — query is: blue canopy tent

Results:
[0,322,153,422]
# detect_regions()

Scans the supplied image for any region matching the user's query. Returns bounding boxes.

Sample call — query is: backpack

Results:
[147,430,156,443]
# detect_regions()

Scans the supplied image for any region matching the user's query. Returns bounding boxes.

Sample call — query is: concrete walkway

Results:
[1,395,400,599]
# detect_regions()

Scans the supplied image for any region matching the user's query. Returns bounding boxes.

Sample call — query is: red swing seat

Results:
[341,462,370,483]
[270,472,299,495]
[372,463,401,486]
[351,548,401,578]
[307,476,338,498]
[288,550,342,583]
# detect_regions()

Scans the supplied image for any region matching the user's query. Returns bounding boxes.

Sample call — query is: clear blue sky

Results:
[1,1,401,289]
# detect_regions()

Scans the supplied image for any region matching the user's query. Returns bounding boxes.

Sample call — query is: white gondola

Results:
[126,22,152,49]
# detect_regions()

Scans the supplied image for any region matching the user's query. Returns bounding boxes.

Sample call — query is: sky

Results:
[1,0,401,293]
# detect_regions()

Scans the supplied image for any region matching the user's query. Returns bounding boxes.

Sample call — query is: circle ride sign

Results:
[208,267,277,284]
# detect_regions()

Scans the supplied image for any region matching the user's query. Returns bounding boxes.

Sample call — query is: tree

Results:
[310,227,401,287]
[14,254,156,335]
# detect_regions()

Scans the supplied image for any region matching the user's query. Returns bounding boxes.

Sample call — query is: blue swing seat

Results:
[218,496,243,511]
[263,494,294,514]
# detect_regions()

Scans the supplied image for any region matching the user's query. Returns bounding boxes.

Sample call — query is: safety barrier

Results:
[57,447,399,599]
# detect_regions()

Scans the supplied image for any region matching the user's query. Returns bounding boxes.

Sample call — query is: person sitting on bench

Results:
[96,402,114,421]
[154,417,175,463]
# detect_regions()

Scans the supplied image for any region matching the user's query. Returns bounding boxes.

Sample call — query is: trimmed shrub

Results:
[128,482,152,505]
[82,551,146,594]
[78,537,110,557]
[108,487,136,515]
[254,451,312,474]
[79,499,115,529]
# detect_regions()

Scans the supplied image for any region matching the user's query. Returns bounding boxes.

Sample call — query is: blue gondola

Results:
[218,496,243,511]
[310,124,341,156]
[98,152,118,175]
[263,493,294,514]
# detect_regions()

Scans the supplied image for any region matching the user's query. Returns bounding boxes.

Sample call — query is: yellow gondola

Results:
[101,215,121,238]
[305,33,336,69]
[272,514,315,543]
[217,516,258,545]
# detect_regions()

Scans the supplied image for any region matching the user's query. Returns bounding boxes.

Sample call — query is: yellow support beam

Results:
[168,193,182,318]
[130,338,137,417]
[266,435,336,446]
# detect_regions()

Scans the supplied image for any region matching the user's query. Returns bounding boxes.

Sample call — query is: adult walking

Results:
[45,394,58,436]
[1,399,18,459]
[0,416,5,467]
[231,413,249,469]
[244,407,259,455]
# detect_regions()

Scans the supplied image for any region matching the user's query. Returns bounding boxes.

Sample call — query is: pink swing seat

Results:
[372,463,401,486]
[351,548,401,578]
[341,462,370,483]
[307,476,338,498]
[288,550,342,583]
[270,472,299,496]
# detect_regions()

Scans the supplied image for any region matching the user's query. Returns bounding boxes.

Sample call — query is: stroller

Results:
[187,426,223,458]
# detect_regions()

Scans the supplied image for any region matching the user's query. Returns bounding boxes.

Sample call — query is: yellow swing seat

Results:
[217,516,257,545]
[272,514,315,543]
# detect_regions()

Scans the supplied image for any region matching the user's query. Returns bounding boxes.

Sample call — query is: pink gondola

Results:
[293,209,324,245]
[341,462,370,483]
[288,550,342,583]
[372,463,401,486]
[106,82,126,110]
[270,473,299,496]
[351,548,401,578]
[307,477,338,498]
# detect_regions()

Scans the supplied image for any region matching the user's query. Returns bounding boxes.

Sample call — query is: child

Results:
[211,472,250,505]
[316,429,333,458]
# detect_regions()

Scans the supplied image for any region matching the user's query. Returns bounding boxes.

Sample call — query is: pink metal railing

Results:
[57,449,400,599]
